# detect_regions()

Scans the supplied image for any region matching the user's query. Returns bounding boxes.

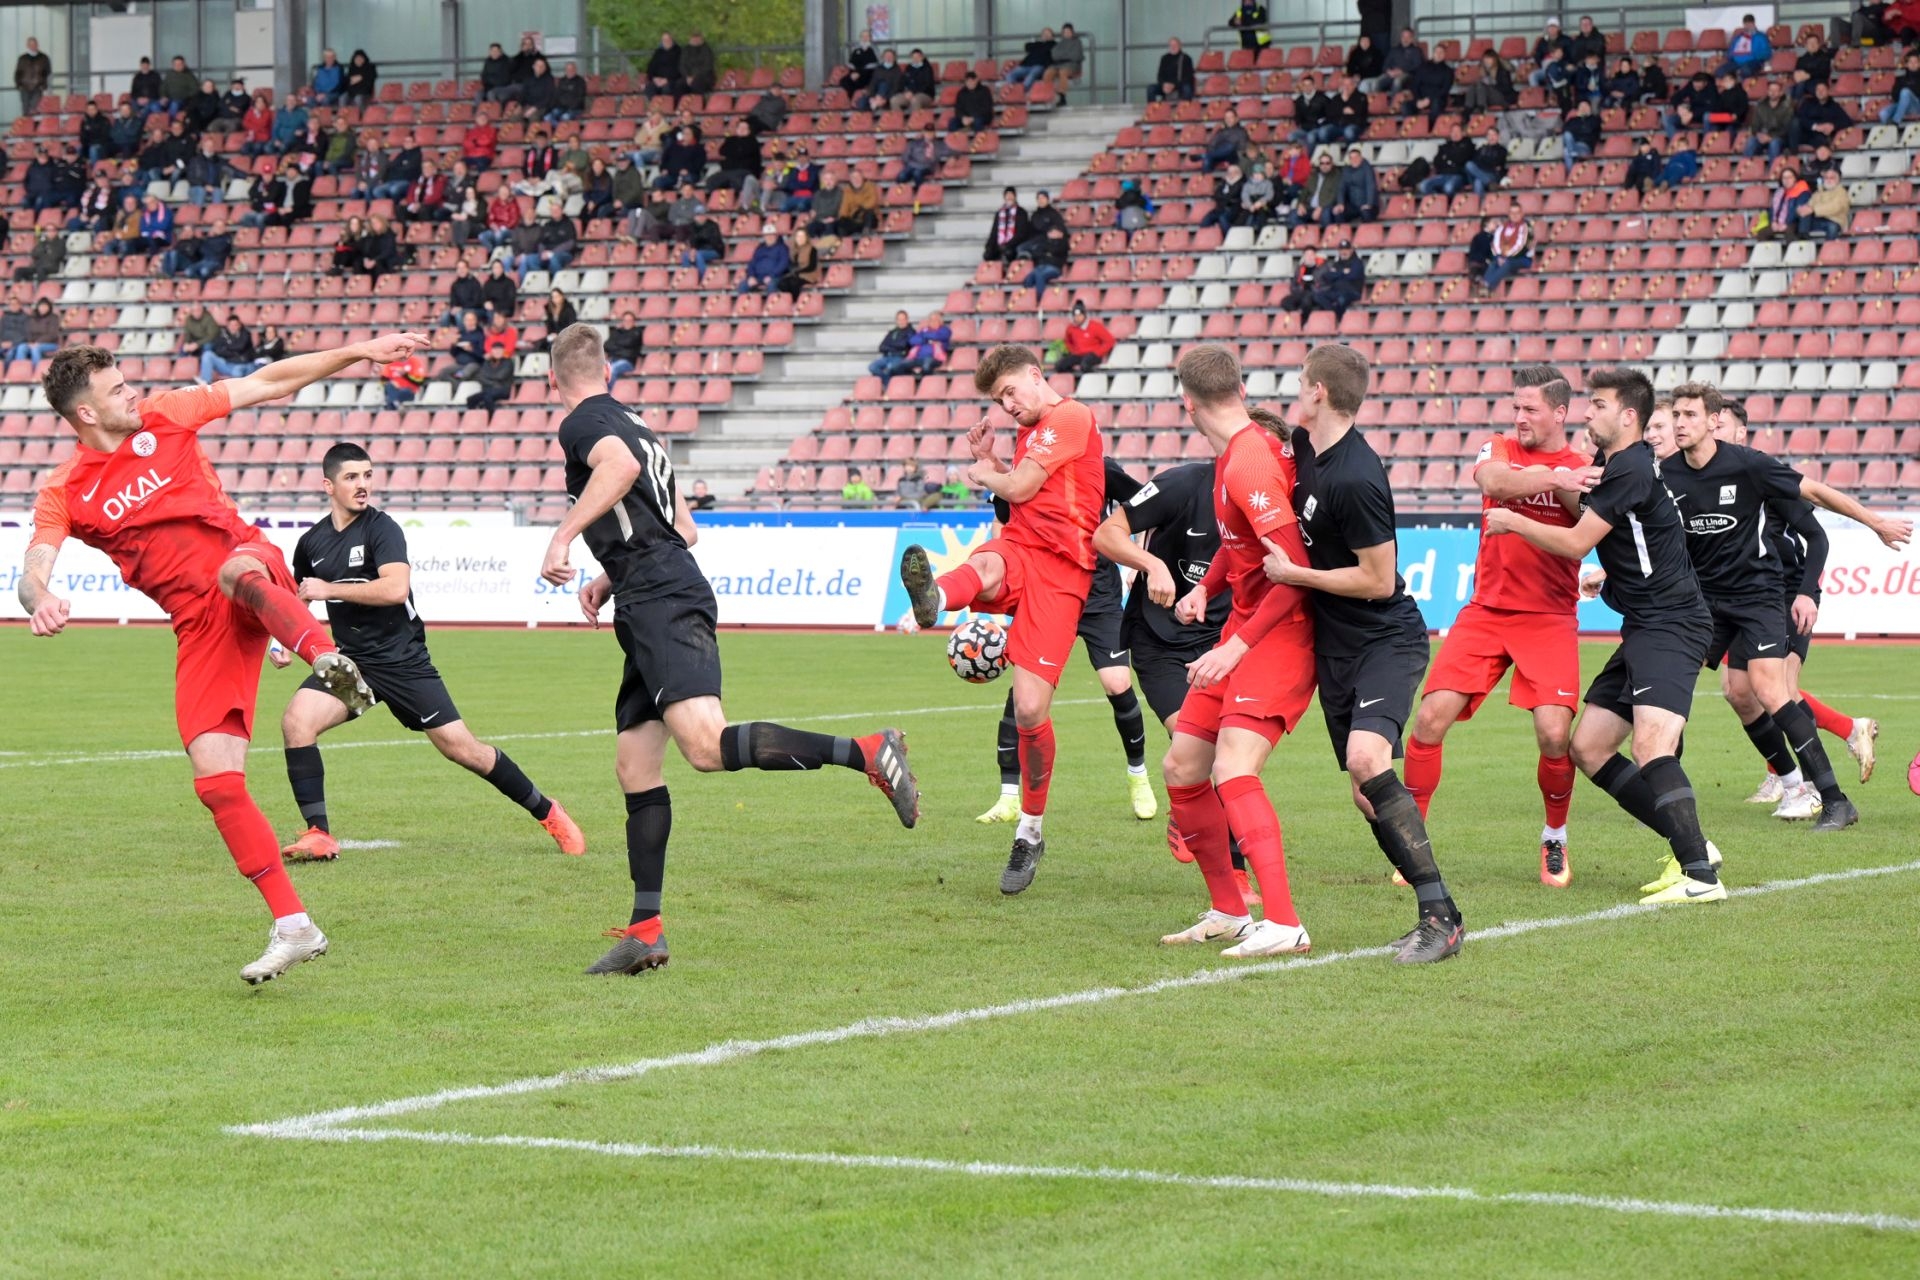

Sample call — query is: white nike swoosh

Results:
[420,711,440,724]
[1186,527,1211,536]
[1632,686,1653,696]
[81,478,102,502]
[1109,650,1126,659]
[1556,689,1576,696]
[1357,697,1383,708]
[1755,643,1776,652]
[1038,657,1057,667]
[1233,695,1259,703]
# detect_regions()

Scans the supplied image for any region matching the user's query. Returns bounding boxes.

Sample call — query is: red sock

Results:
[1167,781,1246,915]
[1403,736,1443,820]
[1015,719,1055,815]
[1215,776,1299,926]
[194,772,304,918]
[1801,693,1854,739]
[1538,752,1576,828]
[934,564,984,613]
[232,569,333,665]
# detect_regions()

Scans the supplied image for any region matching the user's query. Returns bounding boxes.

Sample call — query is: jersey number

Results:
[634,434,675,521]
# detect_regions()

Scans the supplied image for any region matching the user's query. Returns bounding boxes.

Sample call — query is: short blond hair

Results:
[550,322,609,391]
[1175,344,1244,406]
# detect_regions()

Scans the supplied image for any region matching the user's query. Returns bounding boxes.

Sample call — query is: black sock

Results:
[1361,771,1456,924]
[484,749,553,820]
[1775,700,1845,805]
[1108,687,1147,770]
[285,743,328,833]
[1741,712,1798,779]
[720,722,866,772]
[1229,835,1247,872]
[1639,754,1715,880]
[1590,754,1665,834]
[997,691,1020,786]
[625,787,671,925]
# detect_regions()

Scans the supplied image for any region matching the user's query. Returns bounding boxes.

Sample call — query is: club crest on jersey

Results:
[1718,484,1738,505]
[98,468,173,522]
[348,545,366,568]
[1302,495,1318,521]
[1027,426,1059,455]
[130,431,157,458]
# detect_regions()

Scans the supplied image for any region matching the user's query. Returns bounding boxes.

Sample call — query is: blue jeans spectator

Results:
[1021,262,1061,294]
[897,163,933,185]
[1743,132,1786,163]
[682,247,719,278]
[477,228,513,249]
[1482,252,1532,290]
[869,355,912,377]
[1796,215,1843,240]
[10,342,57,363]
[1464,160,1502,195]
[514,250,571,279]
[1199,143,1238,173]
[199,351,254,382]
[1561,134,1592,171]
[1880,88,1920,124]
[545,110,581,124]
[736,274,779,295]
[1006,65,1047,89]
[238,211,269,228]
[370,179,411,200]
[383,383,418,409]
[1418,173,1466,197]
[1295,123,1359,148]
[178,257,225,280]
[188,184,224,207]
[608,359,635,381]
[626,148,661,169]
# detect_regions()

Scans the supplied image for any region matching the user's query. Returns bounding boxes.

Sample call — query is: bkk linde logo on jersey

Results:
[1686,512,1740,536]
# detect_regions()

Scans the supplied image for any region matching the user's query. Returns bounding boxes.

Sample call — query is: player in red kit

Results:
[18,335,428,984]
[1156,346,1319,957]
[1402,366,1599,887]
[898,344,1104,895]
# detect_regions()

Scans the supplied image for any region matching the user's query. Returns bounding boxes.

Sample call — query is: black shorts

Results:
[1585,613,1712,721]
[302,654,461,732]
[1316,639,1429,769]
[1703,595,1792,671]
[1131,634,1208,726]
[613,589,723,731]
[1078,593,1130,671]
[1784,591,1813,664]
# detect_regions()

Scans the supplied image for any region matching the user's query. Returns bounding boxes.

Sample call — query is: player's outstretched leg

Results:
[222,559,371,713]
[719,721,919,828]
[1635,755,1728,902]
[281,744,341,862]
[193,768,330,984]
[426,724,586,854]
[1800,694,1876,782]
[977,691,1021,823]
[1773,699,1858,832]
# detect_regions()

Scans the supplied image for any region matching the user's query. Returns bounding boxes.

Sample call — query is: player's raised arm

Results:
[541,435,642,585]
[18,540,69,636]
[1799,477,1913,550]
[1485,505,1611,559]
[224,331,430,412]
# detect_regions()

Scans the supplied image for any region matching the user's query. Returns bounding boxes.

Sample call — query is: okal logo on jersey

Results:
[130,431,157,458]
[98,468,173,522]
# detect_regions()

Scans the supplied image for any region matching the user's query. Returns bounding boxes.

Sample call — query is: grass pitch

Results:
[2,625,1918,1277]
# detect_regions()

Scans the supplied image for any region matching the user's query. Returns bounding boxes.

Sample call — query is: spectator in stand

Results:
[15,36,51,117]
[842,470,876,504]
[1638,54,1668,102]
[1569,50,1605,109]
[858,49,903,110]
[710,118,763,192]
[892,49,937,111]
[461,108,499,172]
[253,324,291,364]
[628,106,670,167]
[1716,14,1773,79]
[664,181,706,239]
[837,168,879,235]
[184,134,237,205]
[1006,28,1056,90]
[896,458,938,510]
[468,348,515,414]
[129,56,163,115]
[806,170,845,237]
[1603,56,1641,110]
[1880,51,1920,123]
[356,213,401,278]
[1312,241,1366,319]
[284,111,330,170]
[1015,188,1065,255]
[1199,162,1246,233]
[1239,162,1277,229]
[438,310,486,382]
[78,101,112,161]
[580,157,616,226]
[183,78,222,133]
[1150,38,1197,102]
[1465,127,1508,196]
[1048,24,1085,101]
[518,57,557,123]
[1291,150,1341,225]
[1229,0,1272,51]
[1572,15,1608,63]
[1528,20,1572,87]
[480,308,518,360]
[779,228,822,298]
[534,287,577,351]
[444,260,485,323]
[897,126,951,184]
[551,61,588,122]
[523,209,576,281]
[112,101,147,157]
[1114,177,1155,236]
[1328,146,1380,226]
[135,192,174,252]
[242,161,310,228]
[136,119,193,184]
[1463,51,1518,114]
[680,211,726,279]
[11,298,61,365]
[1623,134,1663,192]
[646,32,684,98]
[162,55,197,111]
[902,311,951,374]
[982,186,1029,263]
[0,309,29,362]
[481,259,517,318]
[1664,71,1715,137]
[1562,98,1602,172]
[604,312,644,381]
[69,172,115,231]
[1790,79,1853,151]
[1318,74,1371,146]
[1799,167,1851,239]
[870,311,915,377]
[1533,46,1572,107]
[504,34,543,101]
[1465,214,1496,277]
[1801,139,1839,181]
[215,77,250,133]
[689,479,718,511]
[1285,76,1329,148]
[382,348,427,409]
[653,127,706,189]
[368,129,422,200]
[1367,27,1422,96]
[776,151,821,212]
[1203,106,1251,173]
[1018,223,1069,299]
[1401,51,1455,127]
[1347,33,1384,86]
[451,161,484,237]
[177,301,217,356]
[343,50,376,104]
[311,49,345,104]
[1480,208,1533,292]
[238,92,275,156]
[1760,164,1811,239]
[1056,300,1114,374]
[952,71,995,134]
[200,314,257,384]
[1710,70,1750,134]
[840,28,880,96]
[1274,251,1321,317]
[478,182,521,248]
[738,223,792,294]
[478,43,513,104]
[397,158,448,224]
[1791,30,1832,102]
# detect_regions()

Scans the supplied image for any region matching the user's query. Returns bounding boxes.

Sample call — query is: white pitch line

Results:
[269,1126,1920,1234]
[229,859,1920,1140]
[0,698,1103,771]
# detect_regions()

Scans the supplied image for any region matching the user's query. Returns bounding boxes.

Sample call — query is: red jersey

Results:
[30,384,255,616]
[1005,397,1104,570]
[1213,424,1312,639]
[1469,432,1590,613]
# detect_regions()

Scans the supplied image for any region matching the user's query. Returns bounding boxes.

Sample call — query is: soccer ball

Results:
[946,618,1009,683]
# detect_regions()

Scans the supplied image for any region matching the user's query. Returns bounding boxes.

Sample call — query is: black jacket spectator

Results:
[185,87,223,133]
[899,60,936,100]
[1640,61,1668,101]
[686,217,725,258]
[1796,45,1833,88]
[646,42,682,90]
[1406,58,1454,121]
[1568,27,1607,64]
[1156,48,1196,96]
[1327,87,1369,134]
[537,215,577,257]
[79,109,113,158]
[1432,135,1474,176]
[345,51,377,101]
[1347,38,1384,81]
[382,144,423,186]
[480,50,513,97]
[953,80,994,129]
[605,322,644,366]
[982,199,1030,262]
[1565,110,1603,151]
[555,71,588,115]
[1293,87,1330,131]
[521,68,556,115]
[449,270,485,316]
[1470,139,1509,182]
[657,135,705,185]
[131,64,162,103]
[718,131,762,177]
[841,41,879,93]
[482,270,517,316]
[212,321,255,364]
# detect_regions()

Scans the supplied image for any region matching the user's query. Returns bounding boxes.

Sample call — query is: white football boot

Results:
[1220,919,1311,958]
[241,921,330,985]
[1160,909,1252,946]
[1744,771,1784,805]
[1772,781,1822,821]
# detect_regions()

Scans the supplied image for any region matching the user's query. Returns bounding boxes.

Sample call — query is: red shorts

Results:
[1175,617,1318,745]
[979,536,1092,687]
[1425,601,1580,720]
[169,540,297,747]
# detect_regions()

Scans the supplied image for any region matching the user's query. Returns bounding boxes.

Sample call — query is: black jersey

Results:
[1117,461,1229,649]
[1290,425,1427,655]
[1767,498,1827,603]
[558,394,708,604]
[292,507,428,662]
[1583,441,1706,621]
[1659,440,1808,603]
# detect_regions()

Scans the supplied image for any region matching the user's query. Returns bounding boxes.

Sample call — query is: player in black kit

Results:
[1657,382,1909,832]
[975,459,1156,826]
[1486,367,1723,902]
[277,442,586,863]
[538,324,919,976]
[1258,346,1464,964]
